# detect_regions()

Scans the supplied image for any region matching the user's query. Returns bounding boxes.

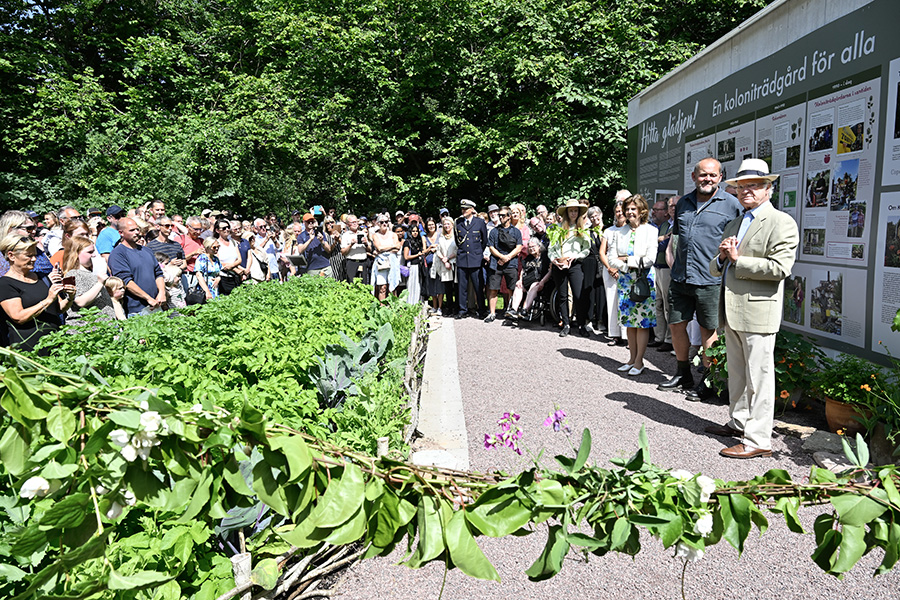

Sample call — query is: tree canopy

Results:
[0,0,771,218]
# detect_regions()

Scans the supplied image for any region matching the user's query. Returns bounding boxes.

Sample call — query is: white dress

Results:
[432,235,457,282]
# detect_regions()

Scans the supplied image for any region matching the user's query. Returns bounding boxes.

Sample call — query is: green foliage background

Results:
[0,0,771,217]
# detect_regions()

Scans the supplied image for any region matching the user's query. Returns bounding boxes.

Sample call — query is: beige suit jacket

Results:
[709,201,799,334]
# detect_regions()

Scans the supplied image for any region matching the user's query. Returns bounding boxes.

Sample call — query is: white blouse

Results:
[606,223,657,272]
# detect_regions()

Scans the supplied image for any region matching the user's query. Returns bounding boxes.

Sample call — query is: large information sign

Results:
[627,0,900,358]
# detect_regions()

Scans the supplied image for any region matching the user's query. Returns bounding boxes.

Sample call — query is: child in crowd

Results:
[104,277,127,320]
[155,252,187,308]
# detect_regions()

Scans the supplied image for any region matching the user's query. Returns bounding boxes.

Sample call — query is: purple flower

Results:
[542,408,571,433]
[484,411,524,454]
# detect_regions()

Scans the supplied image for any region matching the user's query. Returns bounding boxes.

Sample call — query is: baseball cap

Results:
[106,205,126,217]
[303,213,316,222]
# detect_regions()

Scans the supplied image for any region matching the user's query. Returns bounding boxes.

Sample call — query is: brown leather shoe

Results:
[720,444,772,459]
[704,423,742,437]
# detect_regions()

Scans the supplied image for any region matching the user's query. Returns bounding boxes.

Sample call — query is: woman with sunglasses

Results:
[195,237,223,301]
[485,207,522,322]
[547,199,591,337]
[371,214,402,301]
[0,210,55,279]
[607,194,657,376]
[214,219,243,295]
[0,235,75,352]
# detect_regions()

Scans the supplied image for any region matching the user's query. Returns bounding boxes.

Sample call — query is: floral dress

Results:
[616,228,657,329]
[195,253,222,299]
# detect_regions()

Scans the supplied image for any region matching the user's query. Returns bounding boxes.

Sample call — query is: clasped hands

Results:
[718,236,740,264]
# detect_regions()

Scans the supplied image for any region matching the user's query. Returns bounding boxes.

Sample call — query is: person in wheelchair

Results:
[506,237,550,321]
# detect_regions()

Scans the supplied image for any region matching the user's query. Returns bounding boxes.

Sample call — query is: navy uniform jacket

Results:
[455,216,488,269]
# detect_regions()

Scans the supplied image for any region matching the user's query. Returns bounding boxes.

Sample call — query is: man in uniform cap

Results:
[705,158,799,459]
[455,199,488,318]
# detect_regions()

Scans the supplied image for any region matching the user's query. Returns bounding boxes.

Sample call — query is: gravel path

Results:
[339,316,899,599]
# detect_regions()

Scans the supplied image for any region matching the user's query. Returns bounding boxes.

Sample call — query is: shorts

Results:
[488,268,517,291]
[668,279,720,330]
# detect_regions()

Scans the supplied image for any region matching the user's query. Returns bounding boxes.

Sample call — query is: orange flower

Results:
[836,428,844,435]
[780,390,790,399]
[871,374,876,379]
[711,358,718,365]
[788,363,793,368]
[778,357,786,363]
[861,384,872,392]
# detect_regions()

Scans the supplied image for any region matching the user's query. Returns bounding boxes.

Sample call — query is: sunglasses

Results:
[19,225,36,232]
[498,213,510,218]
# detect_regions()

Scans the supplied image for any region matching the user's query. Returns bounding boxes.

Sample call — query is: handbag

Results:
[629,267,652,302]
[185,285,207,305]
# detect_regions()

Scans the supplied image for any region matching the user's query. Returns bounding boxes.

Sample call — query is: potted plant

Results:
[814,354,878,435]
[857,340,900,465]
[773,331,825,409]
[699,331,822,409]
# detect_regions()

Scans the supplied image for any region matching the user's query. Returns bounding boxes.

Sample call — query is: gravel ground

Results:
[339,316,899,599]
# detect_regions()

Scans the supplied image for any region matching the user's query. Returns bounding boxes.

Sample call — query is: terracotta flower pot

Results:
[824,397,869,436]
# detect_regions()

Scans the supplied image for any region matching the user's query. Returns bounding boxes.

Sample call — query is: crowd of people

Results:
[1,156,800,461]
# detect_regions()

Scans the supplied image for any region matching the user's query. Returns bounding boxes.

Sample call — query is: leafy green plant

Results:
[2,355,898,600]
[31,276,417,453]
[702,331,825,404]
[815,354,881,405]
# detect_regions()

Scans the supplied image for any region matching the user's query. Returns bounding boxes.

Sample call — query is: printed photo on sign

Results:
[805,169,830,208]
[803,228,826,256]
[886,216,900,268]
[847,204,866,238]
[810,270,843,336]
[783,275,806,326]
[808,123,834,153]
[830,159,859,211]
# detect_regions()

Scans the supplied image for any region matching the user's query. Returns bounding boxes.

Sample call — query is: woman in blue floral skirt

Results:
[606,194,657,376]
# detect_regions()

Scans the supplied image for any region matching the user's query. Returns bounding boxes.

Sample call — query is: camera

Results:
[357,233,365,244]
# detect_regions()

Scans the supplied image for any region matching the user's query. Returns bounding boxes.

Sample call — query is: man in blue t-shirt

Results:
[96,205,126,258]
[297,214,333,276]
[108,218,165,316]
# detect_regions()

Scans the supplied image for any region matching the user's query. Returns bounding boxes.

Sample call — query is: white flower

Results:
[140,411,163,433]
[130,431,158,460]
[20,476,51,499]
[110,429,131,448]
[190,403,203,413]
[95,484,109,495]
[697,475,716,503]
[120,444,138,462]
[675,542,705,562]
[123,490,136,506]
[139,400,150,411]
[106,501,123,520]
[693,511,714,537]
[669,469,693,481]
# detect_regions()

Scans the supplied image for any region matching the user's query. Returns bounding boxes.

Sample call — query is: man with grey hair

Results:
[253,218,279,279]
[706,158,798,458]
[45,206,81,255]
[536,205,549,224]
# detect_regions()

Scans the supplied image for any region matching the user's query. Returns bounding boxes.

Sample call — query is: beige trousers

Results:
[724,325,777,451]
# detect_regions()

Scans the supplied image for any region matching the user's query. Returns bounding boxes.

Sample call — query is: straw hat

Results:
[724,158,779,186]
[556,199,588,219]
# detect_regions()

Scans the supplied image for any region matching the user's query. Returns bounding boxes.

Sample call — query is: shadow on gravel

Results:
[557,347,671,385]
[604,390,715,434]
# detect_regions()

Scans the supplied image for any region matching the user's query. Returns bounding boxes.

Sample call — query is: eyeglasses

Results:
[19,225,36,232]
[498,213,510,217]
[735,182,767,192]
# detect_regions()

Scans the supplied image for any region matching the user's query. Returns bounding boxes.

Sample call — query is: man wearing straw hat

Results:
[705,158,799,459]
